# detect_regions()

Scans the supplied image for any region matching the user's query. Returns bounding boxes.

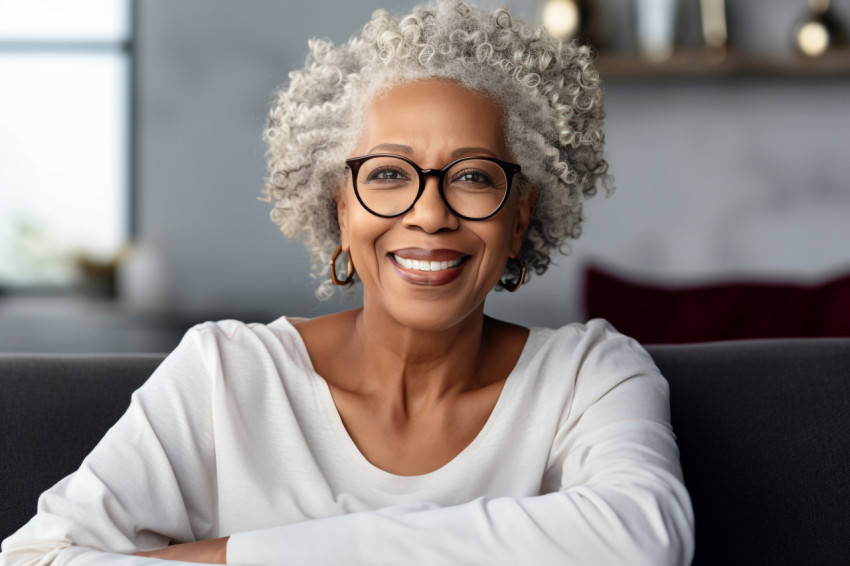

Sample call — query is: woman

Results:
[0,1,694,564]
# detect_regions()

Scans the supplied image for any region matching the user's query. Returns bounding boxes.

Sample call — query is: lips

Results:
[389,248,469,285]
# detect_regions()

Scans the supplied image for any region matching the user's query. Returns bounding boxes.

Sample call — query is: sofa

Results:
[2,339,849,564]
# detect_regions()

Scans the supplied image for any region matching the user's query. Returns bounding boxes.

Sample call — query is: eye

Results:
[450,168,495,186]
[364,166,412,184]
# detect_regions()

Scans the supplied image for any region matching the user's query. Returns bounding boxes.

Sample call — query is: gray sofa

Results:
[2,339,849,564]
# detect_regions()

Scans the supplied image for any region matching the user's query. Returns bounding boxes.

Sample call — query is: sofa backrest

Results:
[651,339,850,565]
[1,341,849,564]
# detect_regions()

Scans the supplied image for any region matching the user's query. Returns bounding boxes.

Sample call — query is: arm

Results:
[134,538,228,563]
[223,326,694,566]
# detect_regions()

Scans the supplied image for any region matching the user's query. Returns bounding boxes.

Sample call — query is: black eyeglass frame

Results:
[345,153,522,221]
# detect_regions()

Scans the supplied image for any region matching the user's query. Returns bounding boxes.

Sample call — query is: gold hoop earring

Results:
[330,245,355,286]
[499,256,526,293]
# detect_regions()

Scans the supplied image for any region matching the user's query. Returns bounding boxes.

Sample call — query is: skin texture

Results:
[137,79,536,561]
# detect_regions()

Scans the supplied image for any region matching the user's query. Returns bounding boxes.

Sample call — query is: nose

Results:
[402,175,459,232]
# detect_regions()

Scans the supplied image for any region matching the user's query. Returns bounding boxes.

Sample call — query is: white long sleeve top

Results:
[0,317,694,565]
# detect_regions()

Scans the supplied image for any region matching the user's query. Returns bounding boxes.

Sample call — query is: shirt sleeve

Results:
[226,322,695,566]
[0,329,219,566]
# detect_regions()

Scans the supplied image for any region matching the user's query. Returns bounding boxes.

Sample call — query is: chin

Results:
[371,292,487,333]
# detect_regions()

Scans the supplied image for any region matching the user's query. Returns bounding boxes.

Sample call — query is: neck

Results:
[351,296,491,408]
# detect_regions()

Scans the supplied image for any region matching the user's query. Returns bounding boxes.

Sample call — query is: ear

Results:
[335,184,350,252]
[509,184,537,257]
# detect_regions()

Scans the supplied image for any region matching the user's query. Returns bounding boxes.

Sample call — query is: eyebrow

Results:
[366,144,499,159]
[452,146,499,159]
[367,143,413,155]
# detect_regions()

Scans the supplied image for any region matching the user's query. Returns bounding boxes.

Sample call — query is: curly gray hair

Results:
[263,0,611,299]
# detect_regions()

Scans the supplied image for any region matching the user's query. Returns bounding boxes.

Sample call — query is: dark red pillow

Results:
[583,264,850,344]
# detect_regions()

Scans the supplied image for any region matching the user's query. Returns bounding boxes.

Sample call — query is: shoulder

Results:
[521,318,663,405]
[527,318,655,370]
[288,310,361,383]
[141,317,313,395]
[165,316,315,366]
[181,316,302,349]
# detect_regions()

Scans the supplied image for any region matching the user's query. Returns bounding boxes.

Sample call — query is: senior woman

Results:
[0,1,693,565]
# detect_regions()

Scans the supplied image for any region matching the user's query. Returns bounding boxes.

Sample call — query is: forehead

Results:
[359,79,509,159]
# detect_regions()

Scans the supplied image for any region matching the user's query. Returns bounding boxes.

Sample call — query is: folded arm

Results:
[223,358,693,566]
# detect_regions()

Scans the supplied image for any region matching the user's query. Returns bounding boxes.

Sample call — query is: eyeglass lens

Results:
[354,156,509,219]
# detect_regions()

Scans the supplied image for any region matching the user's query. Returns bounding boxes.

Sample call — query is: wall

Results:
[135,0,850,329]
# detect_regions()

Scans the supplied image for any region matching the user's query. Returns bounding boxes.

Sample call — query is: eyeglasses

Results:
[345,153,521,221]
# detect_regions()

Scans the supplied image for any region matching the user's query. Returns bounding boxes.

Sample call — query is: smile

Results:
[391,254,465,272]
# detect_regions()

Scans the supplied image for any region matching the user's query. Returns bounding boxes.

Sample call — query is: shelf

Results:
[595,50,850,81]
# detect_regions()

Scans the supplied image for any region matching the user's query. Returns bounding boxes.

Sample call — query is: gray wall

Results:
[135,0,850,329]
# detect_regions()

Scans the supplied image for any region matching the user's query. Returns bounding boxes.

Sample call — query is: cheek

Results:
[475,222,516,273]
[345,209,393,266]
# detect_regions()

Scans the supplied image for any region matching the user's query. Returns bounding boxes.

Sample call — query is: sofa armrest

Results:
[0,353,165,541]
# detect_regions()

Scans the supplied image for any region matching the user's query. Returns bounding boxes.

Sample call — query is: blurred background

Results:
[1,0,849,352]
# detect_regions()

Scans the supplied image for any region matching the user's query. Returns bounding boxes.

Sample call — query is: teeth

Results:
[393,254,463,272]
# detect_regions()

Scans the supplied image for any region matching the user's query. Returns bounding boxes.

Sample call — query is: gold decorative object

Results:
[539,0,603,47]
[542,0,581,39]
[795,0,847,57]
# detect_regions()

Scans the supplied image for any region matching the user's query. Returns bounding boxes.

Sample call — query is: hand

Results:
[134,536,228,563]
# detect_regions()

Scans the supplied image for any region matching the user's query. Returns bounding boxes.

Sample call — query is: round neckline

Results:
[282,316,541,486]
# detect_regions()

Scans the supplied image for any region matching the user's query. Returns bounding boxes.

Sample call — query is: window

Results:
[0,0,131,288]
